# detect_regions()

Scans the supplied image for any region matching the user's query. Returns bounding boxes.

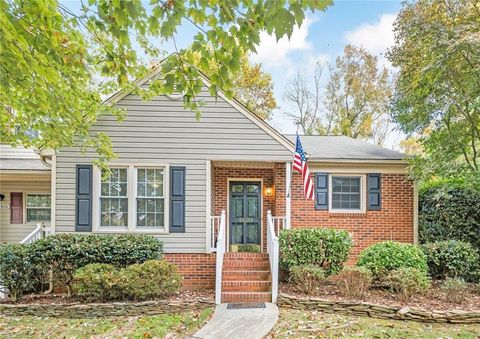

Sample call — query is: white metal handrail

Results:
[267,210,280,303]
[20,223,52,244]
[215,210,226,304]
[210,215,221,252]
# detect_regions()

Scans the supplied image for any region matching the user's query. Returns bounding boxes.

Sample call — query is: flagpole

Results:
[287,123,300,199]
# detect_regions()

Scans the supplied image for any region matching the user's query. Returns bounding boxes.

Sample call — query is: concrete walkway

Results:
[192,303,279,339]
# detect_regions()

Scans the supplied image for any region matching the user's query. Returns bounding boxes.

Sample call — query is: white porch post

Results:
[285,162,291,230]
[205,160,212,253]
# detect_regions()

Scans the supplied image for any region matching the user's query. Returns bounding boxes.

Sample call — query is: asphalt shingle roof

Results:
[284,135,406,161]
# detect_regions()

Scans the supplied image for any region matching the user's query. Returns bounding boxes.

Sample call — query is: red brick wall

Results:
[291,172,414,261]
[164,253,216,289]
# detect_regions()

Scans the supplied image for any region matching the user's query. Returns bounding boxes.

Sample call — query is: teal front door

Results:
[229,182,261,250]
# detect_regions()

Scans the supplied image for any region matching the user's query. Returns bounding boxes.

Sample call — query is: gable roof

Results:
[285,135,407,162]
[104,64,295,152]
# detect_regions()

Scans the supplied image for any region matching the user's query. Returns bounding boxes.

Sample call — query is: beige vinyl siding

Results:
[0,179,51,243]
[0,144,38,159]
[55,88,292,253]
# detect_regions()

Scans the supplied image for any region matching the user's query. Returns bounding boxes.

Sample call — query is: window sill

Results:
[328,211,367,218]
[94,228,169,235]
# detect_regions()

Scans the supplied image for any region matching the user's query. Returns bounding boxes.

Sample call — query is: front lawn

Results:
[268,309,480,339]
[0,308,213,338]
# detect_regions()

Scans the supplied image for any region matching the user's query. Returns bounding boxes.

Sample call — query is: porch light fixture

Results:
[265,187,274,197]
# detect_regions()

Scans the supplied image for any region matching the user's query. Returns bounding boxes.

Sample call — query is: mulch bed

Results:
[0,289,215,305]
[280,281,480,312]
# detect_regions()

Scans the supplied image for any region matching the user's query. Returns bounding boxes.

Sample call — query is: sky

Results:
[249,0,404,148]
[63,0,404,148]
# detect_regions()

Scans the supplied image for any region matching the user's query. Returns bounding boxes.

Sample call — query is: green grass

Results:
[269,309,480,339]
[0,308,213,338]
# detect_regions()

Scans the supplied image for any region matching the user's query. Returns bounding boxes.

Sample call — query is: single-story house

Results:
[0,68,417,303]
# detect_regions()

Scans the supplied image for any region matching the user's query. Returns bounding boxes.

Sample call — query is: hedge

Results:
[0,234,163,300]
[421,240,480,282]
[419,182,480,251]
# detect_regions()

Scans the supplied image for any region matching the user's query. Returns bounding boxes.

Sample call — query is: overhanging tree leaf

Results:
[0,0,332,162]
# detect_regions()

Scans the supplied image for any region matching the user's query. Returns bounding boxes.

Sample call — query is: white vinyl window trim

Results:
[92,164,170,233]
[328,174,366,213]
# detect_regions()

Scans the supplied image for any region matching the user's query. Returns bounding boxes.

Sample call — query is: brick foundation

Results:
[164,253,216,290]
[290,172,414,261]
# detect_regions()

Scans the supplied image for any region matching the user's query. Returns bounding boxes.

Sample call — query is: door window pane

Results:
[331,177,361,210]
[100,168,128,227]
[136,168,164,227]
[26,194,51,222]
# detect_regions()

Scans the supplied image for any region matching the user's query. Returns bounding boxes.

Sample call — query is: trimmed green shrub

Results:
[357,241,428,279]
[0,244,37,301]
[73,264,123,301]
[440,277,469,303]
[33,234,163,295]
[72,260,181,301]
[279,228,352,275]
[421,240,480,281]
[334,266,372,300]
[384,267,431,301]
[122,260,182,300]
[419,182,480,251]
[289,265,325,294]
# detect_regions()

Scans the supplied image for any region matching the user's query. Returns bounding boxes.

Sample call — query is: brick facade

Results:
[290,172,414,261]
[212,165,281,252]
[164,253,216,289]
[165,168,414,290]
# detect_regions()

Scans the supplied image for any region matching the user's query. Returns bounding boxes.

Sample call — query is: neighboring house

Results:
[0,68,417,303]
[0,145,52,242]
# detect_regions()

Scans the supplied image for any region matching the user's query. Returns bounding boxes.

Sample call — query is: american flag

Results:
[293,134,314,200]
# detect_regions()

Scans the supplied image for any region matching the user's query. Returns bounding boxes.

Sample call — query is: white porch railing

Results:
[214,210,226,304]
[267,211,285,303]
[210,215,222,252]
[20,223,52,244]
[271,216,286,237]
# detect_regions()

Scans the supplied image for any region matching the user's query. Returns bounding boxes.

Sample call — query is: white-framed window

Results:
[93,164,169,232]
[100,168,128,227]
[136,168,165,227]
[329,175,366,213]
[26,193,51,222]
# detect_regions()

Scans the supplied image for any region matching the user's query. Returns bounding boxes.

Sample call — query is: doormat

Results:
[227,302,266,310]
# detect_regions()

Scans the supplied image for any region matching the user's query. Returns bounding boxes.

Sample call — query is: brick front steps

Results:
[221,253,272,303]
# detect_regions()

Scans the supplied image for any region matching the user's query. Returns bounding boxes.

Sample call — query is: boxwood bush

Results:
[73,260,181,301]
[289,265,325,294]
[0,243,38,301]
[421,240,480,282]
[279,228,352,276]
[384,267,431,301]
[32,234,163,296]
[357,241,428,279]
[73,263,123,301]
[419,182,480,251]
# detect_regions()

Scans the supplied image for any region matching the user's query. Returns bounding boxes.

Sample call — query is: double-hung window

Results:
[136,168,165,227]
[26,194,51,222]
[96,166,167,230]
[331,176,363,211]
[100,168,128,227]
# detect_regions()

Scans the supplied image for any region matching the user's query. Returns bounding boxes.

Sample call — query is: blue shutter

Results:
[75,164,92,231]
[367,173,382,211]
[170,166,186,233]
[314,173,328,210]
